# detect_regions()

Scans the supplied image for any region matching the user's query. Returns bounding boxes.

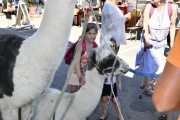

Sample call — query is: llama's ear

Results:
[101,35,112,46]
[104,35,112,41]
[98,35,112,53]
[87,49,96,70]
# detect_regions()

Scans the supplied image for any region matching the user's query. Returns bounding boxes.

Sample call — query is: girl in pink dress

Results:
[100,37,123,120]
[68,23,98,93]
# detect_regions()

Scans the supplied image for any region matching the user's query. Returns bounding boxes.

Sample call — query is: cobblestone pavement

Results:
[0,13,179,120]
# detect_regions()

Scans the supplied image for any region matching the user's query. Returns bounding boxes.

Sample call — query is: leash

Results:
[48,1,129,119]
[109,75,123,119]
[128,46,160,79]
[128,68,160,78]
[18,108,21,120]
[47,10,90,120]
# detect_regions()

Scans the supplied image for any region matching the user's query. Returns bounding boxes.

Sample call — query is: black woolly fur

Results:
[0,34,25,98]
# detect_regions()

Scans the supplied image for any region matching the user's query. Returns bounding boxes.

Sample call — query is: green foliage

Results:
[37,4,43,10]
[24,0,36,7]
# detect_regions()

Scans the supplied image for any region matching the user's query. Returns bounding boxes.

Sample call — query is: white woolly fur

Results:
[0,0,77,120]
[29,38,129,120]
[96,35,114,62]
[33,68,105,120]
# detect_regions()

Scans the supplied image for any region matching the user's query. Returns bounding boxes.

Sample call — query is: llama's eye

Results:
[110,45,115,48]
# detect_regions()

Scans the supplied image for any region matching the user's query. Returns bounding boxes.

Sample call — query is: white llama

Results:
[31,35,129,120]
[0,0,77,120]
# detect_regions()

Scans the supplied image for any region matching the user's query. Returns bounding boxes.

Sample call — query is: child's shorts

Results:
[101,83,117,98]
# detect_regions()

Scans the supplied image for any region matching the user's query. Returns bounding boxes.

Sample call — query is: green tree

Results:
[24,0,36,7]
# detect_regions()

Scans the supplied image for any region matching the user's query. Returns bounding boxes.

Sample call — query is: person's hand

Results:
[124,12,131,22]
[79,76,86,86]
[145,40,153,49]
[118,83,122,91]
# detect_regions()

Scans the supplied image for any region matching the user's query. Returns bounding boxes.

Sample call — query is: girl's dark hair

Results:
[110,37,118,54]
[101,0,106,3]
[86,23,98,33]
[101,0,106,9]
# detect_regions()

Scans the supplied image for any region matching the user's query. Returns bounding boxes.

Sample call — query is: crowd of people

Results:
[0,0,45,28]
[65,0,180,120]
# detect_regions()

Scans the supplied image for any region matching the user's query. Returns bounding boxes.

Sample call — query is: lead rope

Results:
[110,76,124,120]
[110,58,123,120]
[101,75,114,120]
[47,13,90,120]
[102,75,113,120]
[48,0,125,119]
[18,108,21,120]
[88,1,124,118]
[103,57,123,120]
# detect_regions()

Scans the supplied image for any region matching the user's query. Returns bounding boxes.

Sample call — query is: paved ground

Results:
[0,14,180,120]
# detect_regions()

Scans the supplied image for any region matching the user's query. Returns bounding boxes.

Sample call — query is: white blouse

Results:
[101,2,127,46]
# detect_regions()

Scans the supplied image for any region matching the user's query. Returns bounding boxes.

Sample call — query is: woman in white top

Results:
[140,0,177,95]
[100,0,131,50]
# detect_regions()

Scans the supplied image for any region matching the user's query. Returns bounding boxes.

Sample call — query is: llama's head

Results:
[87,35,129,76]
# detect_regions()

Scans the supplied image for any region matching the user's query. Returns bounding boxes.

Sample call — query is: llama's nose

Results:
[121,65,129,74]
[121,69,128,74]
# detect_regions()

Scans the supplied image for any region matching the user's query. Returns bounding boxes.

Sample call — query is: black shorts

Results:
[101,83,117,98]
[167,32,170,48]
[5,12,12,19]
[0,3,2,7]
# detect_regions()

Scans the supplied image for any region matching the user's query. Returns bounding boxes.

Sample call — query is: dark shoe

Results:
[158,113,167,120]
[143,88,154,96]
[7,26,11,29]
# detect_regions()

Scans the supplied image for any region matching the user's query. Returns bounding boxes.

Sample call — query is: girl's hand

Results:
[124,12,131,22]
[144,40,153,49]
[118,83,122,91]
[79,76,86,86]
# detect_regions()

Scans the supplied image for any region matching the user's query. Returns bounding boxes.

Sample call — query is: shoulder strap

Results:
[167,2,173,20]
[93,41,98,48]
[64,41,79,65]
[81,40,86,56]
[149,3,156,18]
[81,41,98,56]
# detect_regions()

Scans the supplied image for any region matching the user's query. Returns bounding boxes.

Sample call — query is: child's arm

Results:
[116,74,122,91]
[75,51,85,85]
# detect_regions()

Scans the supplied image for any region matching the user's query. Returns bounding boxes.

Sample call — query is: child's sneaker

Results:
[143,88,154,96]
[166,51,169,55]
